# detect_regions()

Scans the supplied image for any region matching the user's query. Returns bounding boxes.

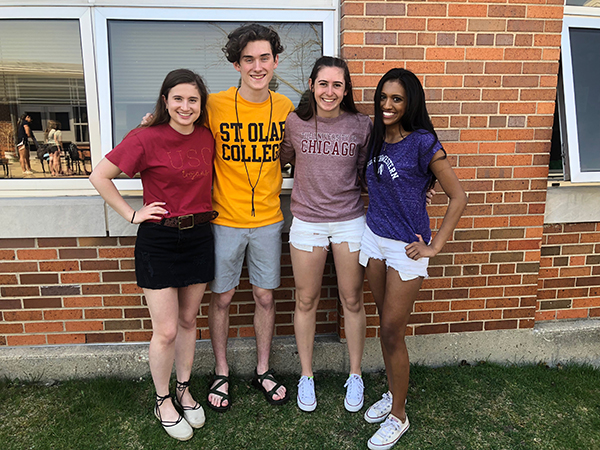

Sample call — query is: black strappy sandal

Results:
[154,393,193,441]
[174,380,205,428]
[252,368,289,405]
[207,374,231,412]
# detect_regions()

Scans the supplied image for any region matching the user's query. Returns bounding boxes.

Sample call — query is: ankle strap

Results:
[155,393,171,406]
[176,380,191,392]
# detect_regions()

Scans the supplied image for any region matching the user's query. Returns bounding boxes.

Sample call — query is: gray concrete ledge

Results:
[2,321,600,382]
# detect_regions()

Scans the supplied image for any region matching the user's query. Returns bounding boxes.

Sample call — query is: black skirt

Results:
[134,221,214,290]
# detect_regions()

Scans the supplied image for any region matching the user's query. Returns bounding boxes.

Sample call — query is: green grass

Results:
[1,363,599,450]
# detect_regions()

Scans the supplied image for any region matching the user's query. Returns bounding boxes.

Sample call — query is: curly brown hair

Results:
[222,24,284,64]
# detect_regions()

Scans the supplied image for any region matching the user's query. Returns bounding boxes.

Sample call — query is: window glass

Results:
[107,20,323,150]
[569,27,600,172]
[0,20,91,179]
[566,0,600,6]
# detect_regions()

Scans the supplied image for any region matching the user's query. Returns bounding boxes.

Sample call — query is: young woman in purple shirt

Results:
[361,68,467,450]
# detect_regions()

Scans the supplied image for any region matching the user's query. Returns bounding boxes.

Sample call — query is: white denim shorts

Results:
[359,224,429,281]
[289,215,366,253]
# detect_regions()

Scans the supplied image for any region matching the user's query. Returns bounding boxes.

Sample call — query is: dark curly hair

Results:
[222,23,284,64]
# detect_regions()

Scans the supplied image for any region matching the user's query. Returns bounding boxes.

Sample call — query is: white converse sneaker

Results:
[364,391,393,423]
[367,414,409,450]
[343,374,364,412]
[297,375,316,412]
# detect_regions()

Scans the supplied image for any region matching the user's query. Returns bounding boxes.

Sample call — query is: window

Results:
[559,11,600,182]
[0,7,99,192]
[94,7,336,190]
[0,19,89,179]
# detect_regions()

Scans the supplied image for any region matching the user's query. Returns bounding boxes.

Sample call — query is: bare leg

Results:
[174,283,206,408]
[253,285,286,400]
[145,287,181,423]
[378,269,423,422]
[291,246,328,377]
[365,258,393,392]
[207,289,234,408]
[331,243,366,376]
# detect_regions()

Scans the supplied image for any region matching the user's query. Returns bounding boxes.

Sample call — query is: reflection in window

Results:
[566,0,600,6]
[569,27,600,172]
[108,21,322,179]
[0,20,90,179]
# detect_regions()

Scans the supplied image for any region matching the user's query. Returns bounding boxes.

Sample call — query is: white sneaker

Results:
[297,375,316,412]
[364,391,393,423]
[367,414,410,450]
[343,374,364,412]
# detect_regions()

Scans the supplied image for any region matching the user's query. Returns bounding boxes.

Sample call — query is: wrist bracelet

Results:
[130,211,136,224]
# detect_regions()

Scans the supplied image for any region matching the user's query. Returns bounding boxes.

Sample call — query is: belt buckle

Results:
[178,214,194,230]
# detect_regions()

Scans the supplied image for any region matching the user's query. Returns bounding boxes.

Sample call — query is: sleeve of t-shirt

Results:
[105,130,147,178]
[279,114,296,166]
[418,131,442,175]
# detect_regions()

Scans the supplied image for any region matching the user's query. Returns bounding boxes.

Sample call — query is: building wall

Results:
[537,223,600,321]
[0,234,339,346]
[2,0,600,349]
[342,0,563,336]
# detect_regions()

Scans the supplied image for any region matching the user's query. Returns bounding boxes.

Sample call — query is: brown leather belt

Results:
[159,211,218,230]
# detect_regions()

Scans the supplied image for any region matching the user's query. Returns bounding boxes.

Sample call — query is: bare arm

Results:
[24,124,32,138]
[89,158,167,224]
[405,149,467,260]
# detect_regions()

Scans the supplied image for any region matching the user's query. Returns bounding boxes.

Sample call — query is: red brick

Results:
[466,48,504,61]
[449,4,487,17]
[6,335,47,346]
[342,2,364,16]
[556,309,589,320]
[527,5,564,19]
[39,261,79,272]
[485,320,518,331]
[387,18,427,31]
[43,309,83,320]
[489,5,526,18]
[414,324,448,335]
[365,3,405,16]
[24,322,64,333]
[468,19,506,32]
[428,19,467,32]
[0,261,38,273]
[407,4,447,17]
[0,323,24,333]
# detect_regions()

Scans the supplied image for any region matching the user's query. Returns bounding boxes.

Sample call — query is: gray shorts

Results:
[210,221,284,293]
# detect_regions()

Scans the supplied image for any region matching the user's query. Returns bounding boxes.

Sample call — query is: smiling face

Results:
[309,66,347,119]
[233,40,279,102]
[163,83,201,134]
[380,80,408,133]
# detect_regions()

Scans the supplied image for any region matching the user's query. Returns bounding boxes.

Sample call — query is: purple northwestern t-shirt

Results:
[365,129,442,244]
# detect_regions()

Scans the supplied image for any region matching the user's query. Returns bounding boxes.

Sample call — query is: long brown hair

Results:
[144,69,209,128]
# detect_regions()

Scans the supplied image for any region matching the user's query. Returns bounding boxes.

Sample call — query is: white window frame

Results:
[560,11,600,183]
[93,7,337,191]
[0,7,100,194]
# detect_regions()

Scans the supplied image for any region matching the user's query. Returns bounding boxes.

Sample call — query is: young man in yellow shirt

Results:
[206,24,295,412]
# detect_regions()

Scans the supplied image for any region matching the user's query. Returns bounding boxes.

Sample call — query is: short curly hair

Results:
[223,24,284,64]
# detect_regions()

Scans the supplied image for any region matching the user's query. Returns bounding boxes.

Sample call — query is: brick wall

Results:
[0,236,339,346]
[342,0,563,336]
[537,223,600,321]
[5,1,600,348]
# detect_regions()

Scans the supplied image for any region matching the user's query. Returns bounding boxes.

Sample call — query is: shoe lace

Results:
[298,376,314,399]
[373,391,392,413]
[344,374,364,400]
[378,416,402,439]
